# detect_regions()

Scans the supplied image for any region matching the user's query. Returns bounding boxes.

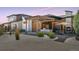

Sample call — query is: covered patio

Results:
[27,15,65,33]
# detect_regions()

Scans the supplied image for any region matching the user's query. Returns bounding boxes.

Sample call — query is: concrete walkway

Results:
[0,34,79,51]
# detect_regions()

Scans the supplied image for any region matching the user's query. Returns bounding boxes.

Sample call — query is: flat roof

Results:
[7,14,30,17]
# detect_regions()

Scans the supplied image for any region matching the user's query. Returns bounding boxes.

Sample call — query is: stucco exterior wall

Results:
[10,21,22,30]
[8,16,16,22]
[65,17,72,27]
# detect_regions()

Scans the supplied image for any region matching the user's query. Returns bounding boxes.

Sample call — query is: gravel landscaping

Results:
[54,34,75,42]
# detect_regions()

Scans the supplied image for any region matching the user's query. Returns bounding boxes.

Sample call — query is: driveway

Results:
[0,34,79,51]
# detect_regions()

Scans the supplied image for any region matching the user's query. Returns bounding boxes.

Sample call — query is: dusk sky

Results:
[0,7,79,24]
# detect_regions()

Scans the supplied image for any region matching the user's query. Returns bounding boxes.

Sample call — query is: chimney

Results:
[65,10,73,16]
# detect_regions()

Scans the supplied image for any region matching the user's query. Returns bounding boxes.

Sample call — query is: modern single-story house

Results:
[23,10,73,33]
[2,10,73,33]
[26,15,65,32]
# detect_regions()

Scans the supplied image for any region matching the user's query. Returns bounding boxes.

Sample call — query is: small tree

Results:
[73,10,79,40]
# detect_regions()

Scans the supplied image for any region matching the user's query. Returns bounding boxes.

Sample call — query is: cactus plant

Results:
[15,28,20,40]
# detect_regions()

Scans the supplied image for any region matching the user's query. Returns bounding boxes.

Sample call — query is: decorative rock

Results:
[44,35,49,39]
[53,37,59,40]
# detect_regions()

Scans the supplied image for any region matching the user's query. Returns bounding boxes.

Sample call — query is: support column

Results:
[29,20,32,32]
[27,20,29,32]
[52,22,54,32]
[22,16,27,31]
[36,21,38,32]
[27,20,32,32]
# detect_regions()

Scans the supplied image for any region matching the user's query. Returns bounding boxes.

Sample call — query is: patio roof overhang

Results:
[56,22,71,26]
[27,15,61,22]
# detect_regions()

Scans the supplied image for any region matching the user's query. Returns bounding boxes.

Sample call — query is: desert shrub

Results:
[0,27,4,36]
[47,32,55,38]
[37,32,44,37]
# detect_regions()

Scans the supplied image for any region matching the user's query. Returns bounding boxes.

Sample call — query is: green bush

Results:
[47,32,55,38]
[0,27,4,36]
[37,32,44,37]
